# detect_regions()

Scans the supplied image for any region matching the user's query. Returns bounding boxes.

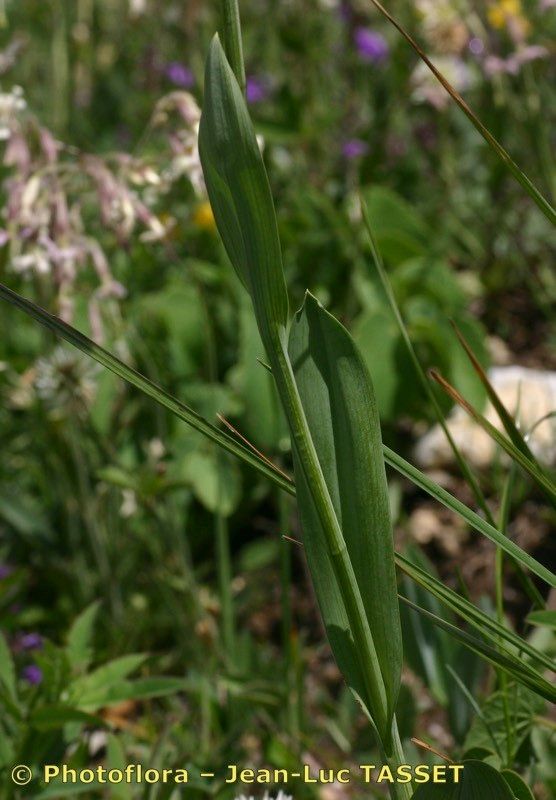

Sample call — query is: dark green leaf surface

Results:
[411,760,515,800]
[289,292,402,730]
[199,35,288,352]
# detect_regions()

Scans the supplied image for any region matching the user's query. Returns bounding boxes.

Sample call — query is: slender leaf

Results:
[451,323,538,466]
[430,369,556,505]
[400,597,556,703]
[369,0,556,227]
[0,282,554,589]
[396,554,555,674]
[198,35,288,355]
[0,282,294,498]
[0,631,16,699]
[66,601,101,671]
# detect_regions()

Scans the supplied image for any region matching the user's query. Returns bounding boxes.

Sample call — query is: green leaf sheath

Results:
[198,35,289,355]
[289,292,402,729]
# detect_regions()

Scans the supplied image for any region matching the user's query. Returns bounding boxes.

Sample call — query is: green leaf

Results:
[65,601,101,671]
[288,292,402,737]
[464,687,544,767]
[68,653,147,707]
[106,733,133,800]
[411,760,515,800]
[29,706,106,731]
[361,186,429,265]
[0,631,16,700]
[527,610,556,630]
[77,677,187,710]
[181,450,241,516]
[199,35,288,352]
[501,770,535,800]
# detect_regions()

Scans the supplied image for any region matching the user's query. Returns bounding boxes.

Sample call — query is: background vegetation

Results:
[0,1,555,798]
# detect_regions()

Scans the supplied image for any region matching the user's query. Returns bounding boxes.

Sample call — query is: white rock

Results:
[414,366,556,468]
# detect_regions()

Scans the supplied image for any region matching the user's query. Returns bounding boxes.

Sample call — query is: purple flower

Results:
[165,62,194,89]
[342,138,369,159]
[246,76,270,104]
[354,28,389,64]
[0,564,13,580]
[18,633,44,651]
[22,664,43,685]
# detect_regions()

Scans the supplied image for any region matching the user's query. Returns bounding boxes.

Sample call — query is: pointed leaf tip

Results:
[199,32,288,349]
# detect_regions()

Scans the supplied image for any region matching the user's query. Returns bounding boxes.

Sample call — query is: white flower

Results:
[0,85,26,139]
[411,57,475,109]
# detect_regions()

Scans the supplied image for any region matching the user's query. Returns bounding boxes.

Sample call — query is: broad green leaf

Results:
[0,631,16,699]
[1,282,553,588]
[464,687,544,767]
[360,186,429,265]
[501,770,535,800]
[77,677,187,711]
[29,706,106,731]
[289,292,402,735]
[527,610,556,630]
[199,35,288,352]
[401,597,556,703]
[106,733,133,800]
[68,653,147,706]
[181,450,241,516]
[411,760,515,800]
[66,601,101,671]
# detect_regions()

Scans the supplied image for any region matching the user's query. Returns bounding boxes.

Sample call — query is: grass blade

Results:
[399,596,556,703]
[396,554,555,674]
[1,284,554,588]
[361,197,495,526]
[0,282,294,497]
[430,369,556,505]
[368,0,556,227]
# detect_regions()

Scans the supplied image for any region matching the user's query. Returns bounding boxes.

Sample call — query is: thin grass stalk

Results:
[2,281,555,588]
[361,200,495,527]
[368,0,556,226]
[278,488,297,739]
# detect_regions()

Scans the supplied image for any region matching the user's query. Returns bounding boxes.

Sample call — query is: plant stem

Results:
[221,0,246,94]
[384,718,413,800]
[270,337,391,743]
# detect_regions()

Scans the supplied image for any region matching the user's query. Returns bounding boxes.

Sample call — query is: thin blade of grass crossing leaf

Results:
[383,445,555,588]
[199,35,288,354]
[396,554,555,674]
[451,322,538,465]
[288,291,402,735]
[430,369,556,506]
[368,0,556,227]
[360,197,494,526]
[0,282,294,498]
[399,596,556,704]
[1,282,554,588]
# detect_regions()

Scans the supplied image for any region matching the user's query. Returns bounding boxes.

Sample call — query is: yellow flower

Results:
[192,201,216,232]
[487,0,526,30]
